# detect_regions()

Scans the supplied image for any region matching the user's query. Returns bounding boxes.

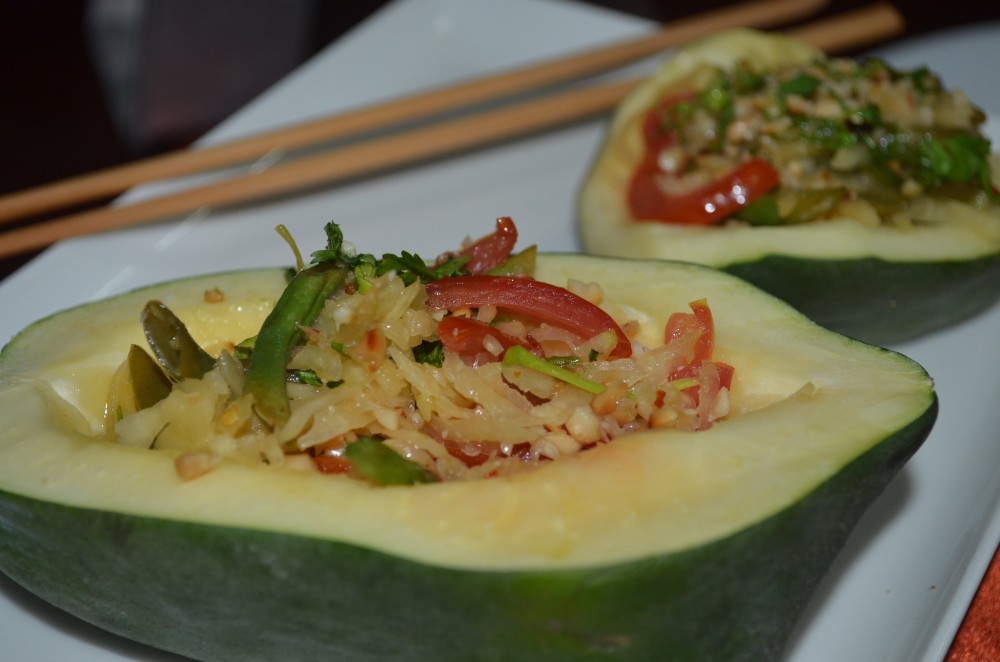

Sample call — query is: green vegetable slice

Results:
[141,300,215,380]
[345,437,436,486]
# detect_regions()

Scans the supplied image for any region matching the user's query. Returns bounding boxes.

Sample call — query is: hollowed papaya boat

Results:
[579,29,1000,345]
[0,249,936,661]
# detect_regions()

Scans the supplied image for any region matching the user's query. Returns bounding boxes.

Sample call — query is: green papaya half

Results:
[578,29,1000,346]
[0,254,936,661]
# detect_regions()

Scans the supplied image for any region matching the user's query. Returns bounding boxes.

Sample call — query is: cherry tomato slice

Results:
[629,157,780,225]
[425,275,632,358]
[458,216,519,274]
[436,316,534,362]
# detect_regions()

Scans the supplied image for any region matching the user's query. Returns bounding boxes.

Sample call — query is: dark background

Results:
[1,0,998,279]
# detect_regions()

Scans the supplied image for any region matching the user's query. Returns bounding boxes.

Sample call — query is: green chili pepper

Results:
[243,261,348,425]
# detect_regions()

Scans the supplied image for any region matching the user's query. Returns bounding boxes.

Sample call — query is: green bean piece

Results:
[243,261,348,425]
[345,437,435,486]
[141,301,216,380]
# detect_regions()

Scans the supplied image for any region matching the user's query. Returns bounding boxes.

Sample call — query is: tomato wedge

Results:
[457,216,518,274]
[629,157,780,225]
[425,275,632,358]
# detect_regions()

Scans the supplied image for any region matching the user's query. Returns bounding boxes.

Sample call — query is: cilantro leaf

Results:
[412,339,445,367]
[291,368,342,389]
[308,220,471,289]
[377,251,438,285]
[376,252,469,285]
[310,222,348,265]
[292,368,324,386]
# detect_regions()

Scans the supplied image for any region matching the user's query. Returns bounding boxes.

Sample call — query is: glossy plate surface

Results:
[1,1,998,660]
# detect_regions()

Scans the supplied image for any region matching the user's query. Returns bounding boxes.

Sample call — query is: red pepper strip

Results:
[628,157,780,225]
[436,316,535,361]
[425,275,632,358]
[458,216,519,274]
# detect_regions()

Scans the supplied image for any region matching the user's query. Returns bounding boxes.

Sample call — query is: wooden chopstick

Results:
[0,0,827,227]
[0,2,903,259]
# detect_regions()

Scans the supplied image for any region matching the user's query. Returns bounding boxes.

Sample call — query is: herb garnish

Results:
[312,221,469,292]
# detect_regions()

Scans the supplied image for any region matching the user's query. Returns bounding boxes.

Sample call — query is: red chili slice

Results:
[425,275,632,358]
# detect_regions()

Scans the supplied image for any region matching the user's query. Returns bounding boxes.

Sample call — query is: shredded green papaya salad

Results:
[107,218,734,484]
[629,55,1000,226]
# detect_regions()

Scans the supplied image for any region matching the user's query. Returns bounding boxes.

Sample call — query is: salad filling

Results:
[630,55,999,226]
[107,219,734,484]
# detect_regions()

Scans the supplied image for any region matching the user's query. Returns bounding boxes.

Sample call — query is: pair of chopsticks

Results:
[0,0,904,259]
